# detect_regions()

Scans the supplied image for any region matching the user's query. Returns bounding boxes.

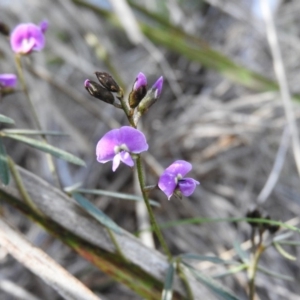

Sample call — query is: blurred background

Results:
[1,0,300,299]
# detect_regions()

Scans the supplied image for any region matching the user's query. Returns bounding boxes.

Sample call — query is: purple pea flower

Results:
[0,74,17,88]
[10,21,48,54]
[152,76,163,99]
[96,126,148,172]
[158,160,199,200]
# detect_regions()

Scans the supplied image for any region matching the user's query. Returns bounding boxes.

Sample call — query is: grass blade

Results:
[180,253,236,265]
[72,193,122,234]
[0,114,14,124]
[3,129,68,136]
[4,134,85,166]
[161,262,175,300]
[75,188,160,207]
[183,262,239,300]
[0,138,9,185]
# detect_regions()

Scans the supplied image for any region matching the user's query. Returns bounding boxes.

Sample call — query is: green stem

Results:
[135,155,172,261]
[14,55,61,188]
[107,228,128,262]
[7,157,44,217]
[248,244,265,300]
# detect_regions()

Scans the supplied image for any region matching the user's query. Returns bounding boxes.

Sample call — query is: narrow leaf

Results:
[0,138,9,184]
[161,262,175,300]
[75,188,160,207]
[233,240,249,263]
[4,134,85,166]
[276,240,300,246]
[180,253,236,265]
[257,265,294,281]
[0,114,14,124]
[213,264,248,278]
[72,193,122,234]
[3,129,68,136]
[184,263,239,300]
[273,242,297,261]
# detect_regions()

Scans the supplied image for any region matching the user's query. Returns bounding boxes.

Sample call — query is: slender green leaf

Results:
[213,264,248,278]
[156,217,300,234]
[276,240,300,246]
[180,253,236,265]
[257,265,294,281]
[4,134,85,166]
[233,240,249,263]
[75,188,160,207]
[72,193,122,234]
[183,262,239,300]
[3,129,68,136]
[273,232,294,243]
[273,242,297,261]
[0,114,14,124]
[0,138,9,184]
[161,262,175,300]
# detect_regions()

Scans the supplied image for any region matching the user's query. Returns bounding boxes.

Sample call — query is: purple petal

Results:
[10,23,45,54]
[118,126,148,153]
[39,20,48,33]
[120,151,134,167]
[158,172,177,200]
[133,72,147,90]
[152,76,163,98]
[84,79,90,88]
[163,160,192,177]
[112,153,121,172]
[178,178,200,197]
[0,74,17,88]
[96,129,120,163]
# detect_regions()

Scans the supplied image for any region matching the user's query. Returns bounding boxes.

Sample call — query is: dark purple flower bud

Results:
[10,22,46,54]
[96,126,148,171]
[95,72,120,93]
[158,160,199,200]
[0,22,10,36]
[137,76,163,114]
[39,20,49,34]
[129,72,147,108]
[84,79,115,104]
[0,74,17,88]
[246,208,262,228]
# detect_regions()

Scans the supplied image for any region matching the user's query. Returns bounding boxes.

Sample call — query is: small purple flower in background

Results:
[158,160,199,200]
[96,126,148,171]
[10,21,48,54]
[0,74,17,88]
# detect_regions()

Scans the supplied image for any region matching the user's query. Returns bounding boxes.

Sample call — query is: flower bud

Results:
[246,208,261,228]
[95,72,120,93]
[129,72,147,108]
[137,76,163,114]
[84,79,115,104]
[0,22,10,36]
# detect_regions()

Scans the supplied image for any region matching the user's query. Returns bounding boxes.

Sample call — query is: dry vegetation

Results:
[0,0,300,299]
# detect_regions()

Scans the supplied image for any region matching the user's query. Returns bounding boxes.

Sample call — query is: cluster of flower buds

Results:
[246,207,280,234]
[84,72,122,106]
[84,72,163,123]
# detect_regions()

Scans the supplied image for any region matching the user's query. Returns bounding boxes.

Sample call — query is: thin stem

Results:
[107,228,128,262]
[7,156,44,217]
[248,244,265,300]
[14,55,61,188]
[135,155,172,261]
